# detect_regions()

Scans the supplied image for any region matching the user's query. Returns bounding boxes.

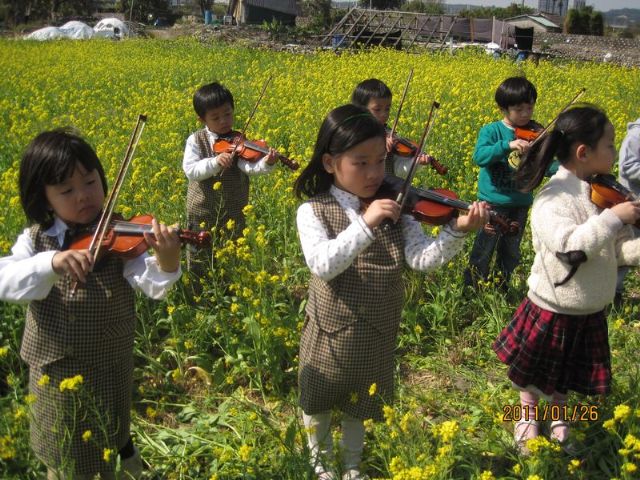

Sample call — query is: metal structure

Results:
[323,8,460,50]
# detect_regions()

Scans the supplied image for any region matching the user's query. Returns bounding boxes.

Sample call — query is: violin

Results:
[588,174,640,228]
[514,121,545,142]
[367,175,519,236]
[388,133,448,175]
[213,131,299,171]
[69,214,212,259]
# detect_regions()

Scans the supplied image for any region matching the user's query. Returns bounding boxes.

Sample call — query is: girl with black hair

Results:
[0,129,182,479]
[493,106,640,454]
[295,104,488,480]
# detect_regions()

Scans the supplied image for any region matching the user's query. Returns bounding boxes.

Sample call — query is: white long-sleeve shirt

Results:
[182,126,275,181]
[0,217,181,303]
[528,166,640,314]
[296,185,468,281]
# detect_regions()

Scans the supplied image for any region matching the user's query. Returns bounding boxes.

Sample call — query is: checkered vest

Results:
[20,224,136,369]
[306,193,405,336]
[186,128,249,237]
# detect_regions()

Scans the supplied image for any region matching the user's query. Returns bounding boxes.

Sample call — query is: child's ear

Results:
[575,143,588,162]
[322,153,335,173]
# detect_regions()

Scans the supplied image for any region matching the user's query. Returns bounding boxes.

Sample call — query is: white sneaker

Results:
[342,469,369,480]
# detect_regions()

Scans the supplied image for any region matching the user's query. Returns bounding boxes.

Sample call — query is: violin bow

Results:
[239,75,273,141]
[529,88,586,149]
[70,114,147,296]
[388,68,414,141]
[395,101,440,213]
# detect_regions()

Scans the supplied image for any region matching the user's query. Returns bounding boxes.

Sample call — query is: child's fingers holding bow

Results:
[453,201,490,233]
[52,249,94,283]
[265,147,278,165]
[144,219,181,273]
[362,198,401,228]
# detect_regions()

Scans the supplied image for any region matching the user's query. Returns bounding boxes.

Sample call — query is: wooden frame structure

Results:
[323,8,459,49]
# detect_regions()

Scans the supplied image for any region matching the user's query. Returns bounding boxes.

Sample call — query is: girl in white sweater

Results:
[493,106,640,454]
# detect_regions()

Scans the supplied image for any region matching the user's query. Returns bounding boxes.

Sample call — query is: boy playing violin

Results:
[182,82,277,275]
[464,76,555,291]
[351,79,433,177]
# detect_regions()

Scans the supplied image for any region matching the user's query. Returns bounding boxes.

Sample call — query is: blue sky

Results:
[446,0,638,11]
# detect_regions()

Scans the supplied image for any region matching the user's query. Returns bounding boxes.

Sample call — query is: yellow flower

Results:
[383,405,395,426]
[59,374,83,392]
[37,374,50,387]
[230,303,240,314]
[350,392,358,404]
[167,305,175,315]
[368,383,377,396]
[603,419,616,431]
[614,404,631,422]
[213,181,222,190]
[226,219,236,231]
[622,462,637,473]
[146,406,157,419]
[238,444,252,462]
[0,346,9,358]
[82,430,92,442]
[103,448,114,462]
[437,420,459,443]
[568,458,581,474]
[479,471,495,480]
[242,204,254,215]
[24,394,36,405]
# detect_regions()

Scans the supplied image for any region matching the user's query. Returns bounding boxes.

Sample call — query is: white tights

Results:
[303,411,365,474]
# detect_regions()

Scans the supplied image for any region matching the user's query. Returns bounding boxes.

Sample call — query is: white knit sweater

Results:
[527,166,640,314]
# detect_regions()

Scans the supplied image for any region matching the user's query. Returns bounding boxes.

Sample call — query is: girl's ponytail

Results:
[516,128,563,192]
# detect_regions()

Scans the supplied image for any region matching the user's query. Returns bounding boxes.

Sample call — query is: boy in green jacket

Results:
[464,76,553,291]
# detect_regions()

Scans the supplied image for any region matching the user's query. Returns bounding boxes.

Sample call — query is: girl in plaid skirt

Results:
[294,104,489,480]
[0,129,182,479]
[493,106,640,454]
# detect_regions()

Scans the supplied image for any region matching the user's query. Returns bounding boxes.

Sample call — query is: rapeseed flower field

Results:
[0,38,639,479]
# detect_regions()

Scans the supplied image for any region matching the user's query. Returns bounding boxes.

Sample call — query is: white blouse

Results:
[182,126,275,181]
[297,185,467,281]
[0,217,181,303]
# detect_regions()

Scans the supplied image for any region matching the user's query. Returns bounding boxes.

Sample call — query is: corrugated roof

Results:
[506,15,559,28]
[242,0,299,15]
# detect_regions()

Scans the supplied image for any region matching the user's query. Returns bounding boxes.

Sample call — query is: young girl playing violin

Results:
[0,129,182,479]
[464,76,554,292]
[183,81,277,275]
[493,106,640,455]
[351,78,433,177]
[294,104,489,480]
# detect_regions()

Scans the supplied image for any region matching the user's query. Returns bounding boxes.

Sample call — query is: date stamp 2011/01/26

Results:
[502,404,599,422]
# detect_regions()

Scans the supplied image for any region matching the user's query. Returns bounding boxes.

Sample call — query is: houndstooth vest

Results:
[186,128,249,236]
[20,224,136,370]
[306,193,405,336]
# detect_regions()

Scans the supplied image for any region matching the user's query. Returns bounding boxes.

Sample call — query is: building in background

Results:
[538,0,568,17]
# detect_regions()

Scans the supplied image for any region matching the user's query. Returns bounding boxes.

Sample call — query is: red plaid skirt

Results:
[493,297,611,396]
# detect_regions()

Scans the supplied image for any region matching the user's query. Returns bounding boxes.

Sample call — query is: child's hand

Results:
[509,139,531,154]
[217,152,234,169]
[417,153,433,166]
[52,249,94,284]
[611,201,640,225]
[385,135,395,153]
[144,219,181,273]
[453,201,490,232]
[265,147,278,165]
[362,198,401,228]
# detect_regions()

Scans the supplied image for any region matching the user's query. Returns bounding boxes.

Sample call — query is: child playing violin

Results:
[0,129,182,479]
[495,106,640,454]
[351,78,433,177]
[294,104,489,480]
[464,76,554,291]
[182,81,277,274]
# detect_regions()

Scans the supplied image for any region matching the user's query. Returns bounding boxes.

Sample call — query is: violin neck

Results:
[412,186,471,211]
[112,222,208,247]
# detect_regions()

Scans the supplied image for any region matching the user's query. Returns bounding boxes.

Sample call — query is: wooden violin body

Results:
[514,121,544,142]
[388,133,448,175]
[369,175,519,236]
[213,132,299,171]
[69,214,212,259]
[588,174,640,228]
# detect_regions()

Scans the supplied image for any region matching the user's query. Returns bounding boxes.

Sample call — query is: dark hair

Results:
[351,78,392,108]
[294,104,386,199]
[193,82,234,118]
[495,77,537,110]
[516,105,610,192]
[19,128,108,227]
